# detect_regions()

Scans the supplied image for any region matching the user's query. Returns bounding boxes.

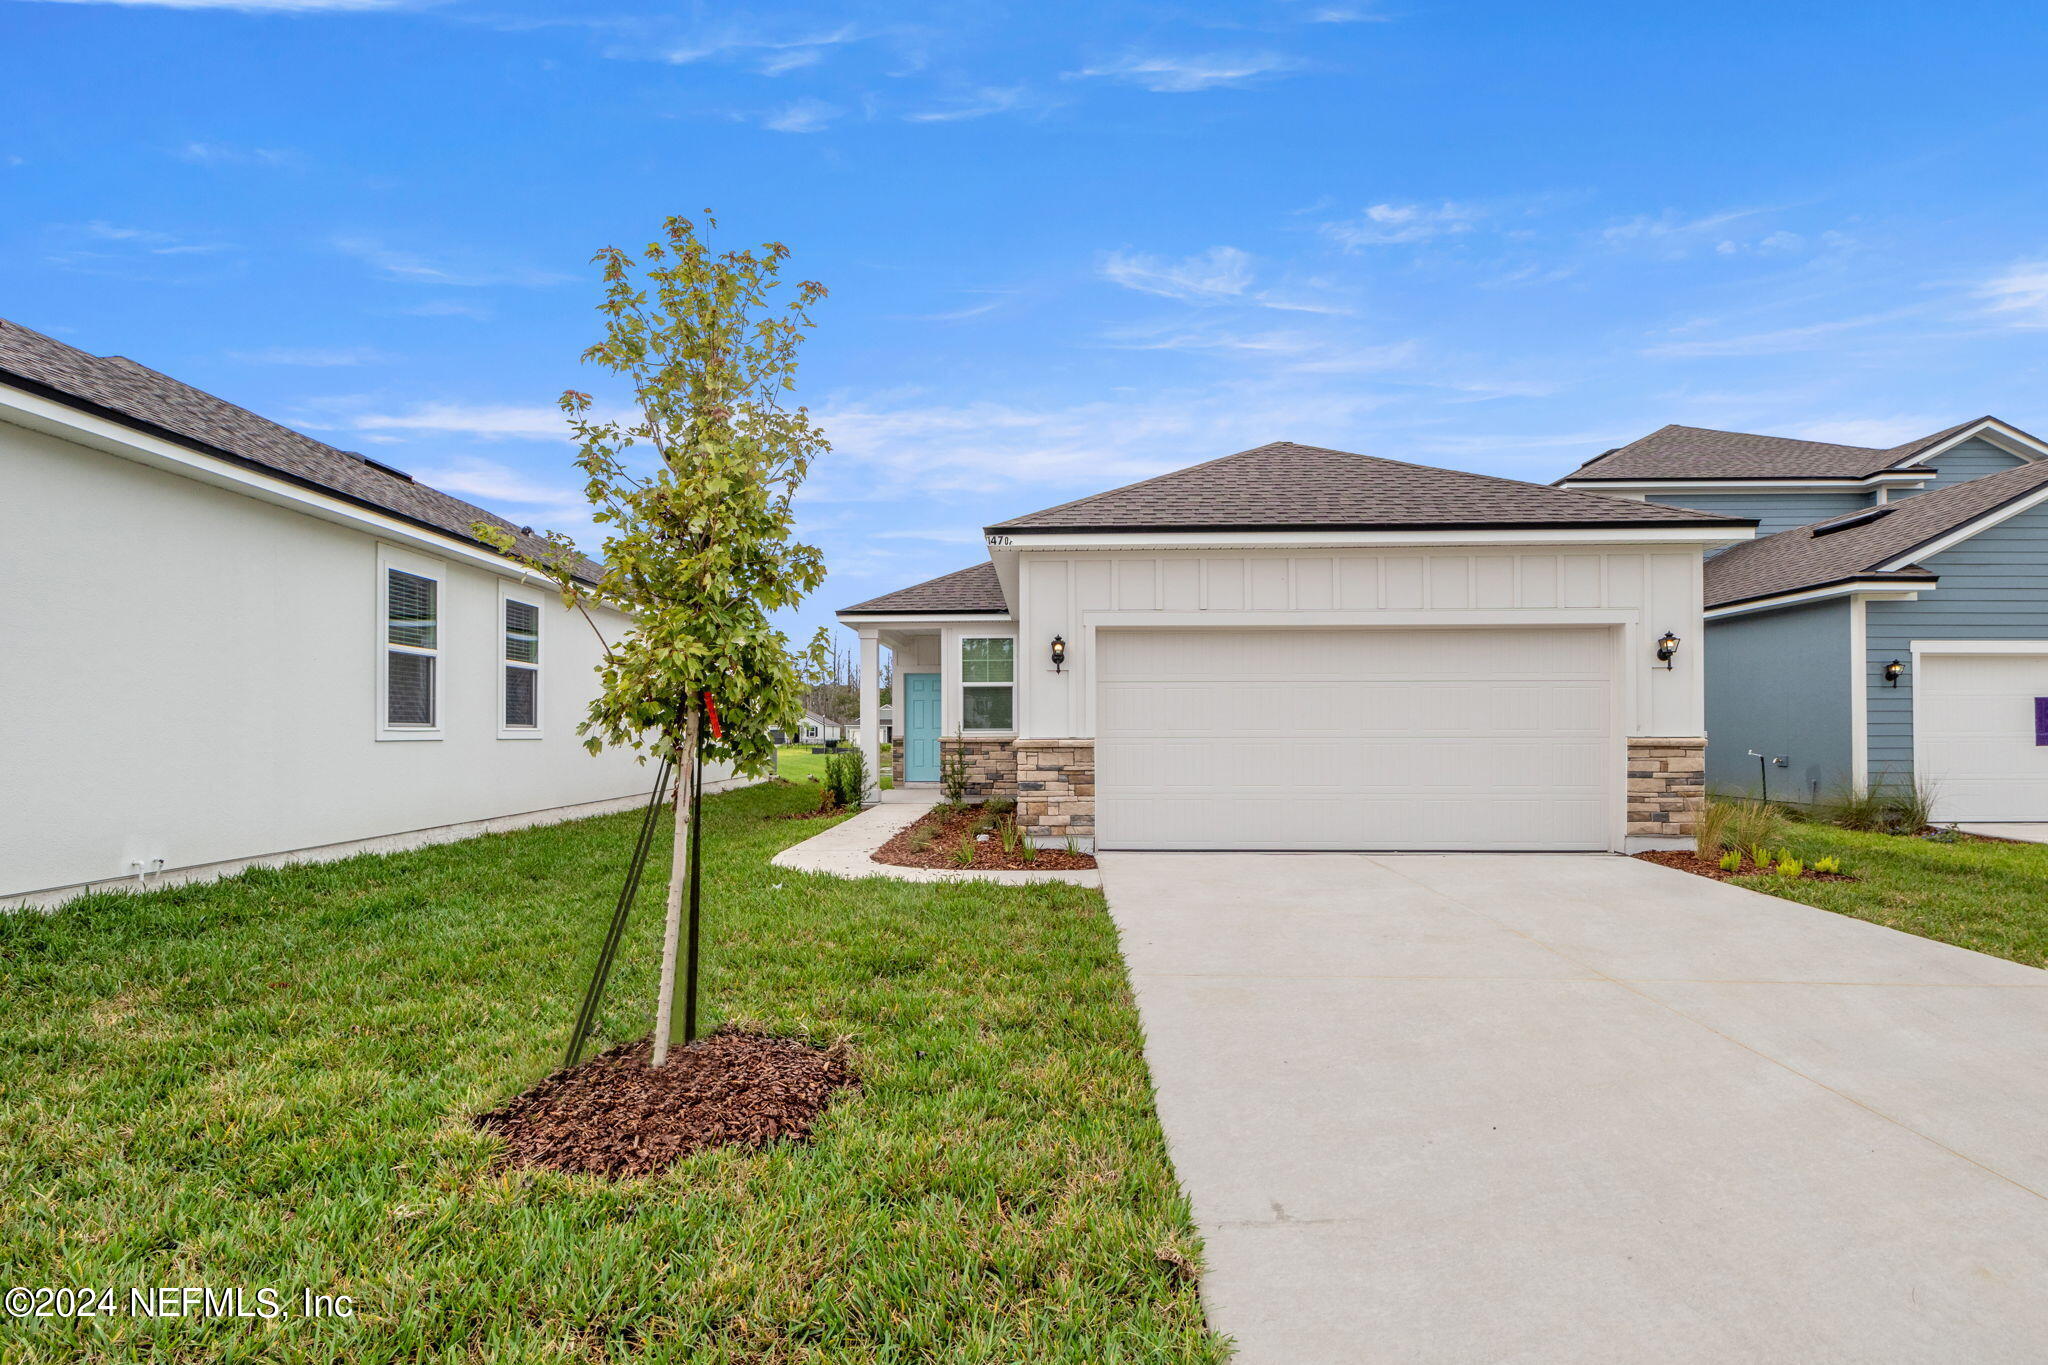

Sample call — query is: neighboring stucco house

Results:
[1558,418,2048,817]
[838,441,1753,852]
[0,317,729,907]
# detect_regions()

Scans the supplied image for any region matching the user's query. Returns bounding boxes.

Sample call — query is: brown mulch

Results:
[872,805,1097,871]
[1633,849,1858,883]
[473,1029,858,1178]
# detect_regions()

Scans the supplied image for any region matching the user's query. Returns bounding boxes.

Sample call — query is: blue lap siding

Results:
[1649,490,1871,541]
[1864,496,2048,785]
[1704,598,1853,803]
[1890,437,2028,497]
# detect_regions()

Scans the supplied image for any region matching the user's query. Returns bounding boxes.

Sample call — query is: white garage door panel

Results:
[1917,652,2048,822]
[1095,627,1615,851]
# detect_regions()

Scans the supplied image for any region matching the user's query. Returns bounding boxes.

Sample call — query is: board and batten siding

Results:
[1891,437,2029,498]
[1647,490,1871,541]
[1013,546,1706,741]
[1703,598,1853,802]
[0,415,686,902]
[1864,497,2048,785]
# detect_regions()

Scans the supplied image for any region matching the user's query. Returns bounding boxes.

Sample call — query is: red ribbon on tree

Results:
[702,691,723,740]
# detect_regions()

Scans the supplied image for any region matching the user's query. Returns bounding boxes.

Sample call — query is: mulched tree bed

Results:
[474,1029,857,1178]
[1633,849,1858,883]
[872,805,1097,871]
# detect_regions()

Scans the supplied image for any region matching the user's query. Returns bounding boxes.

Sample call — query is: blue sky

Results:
[7,0,2048,645]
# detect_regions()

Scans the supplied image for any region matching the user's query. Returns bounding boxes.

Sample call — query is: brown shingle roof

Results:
[1705,458,2048,608]
[0,316,600,583]
[839,561,1008,615]
[987,441,1752,532]
[1562,420,1990,482]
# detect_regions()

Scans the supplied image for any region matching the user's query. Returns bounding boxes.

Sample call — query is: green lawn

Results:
[0,780,1218,1363]
[1728,824,2048,968]
[773,742,891,788]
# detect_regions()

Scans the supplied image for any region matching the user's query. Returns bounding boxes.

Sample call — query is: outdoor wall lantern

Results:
[1050,635,1067,673]
[1655,630,1681,670]
[1884,659,1905,687]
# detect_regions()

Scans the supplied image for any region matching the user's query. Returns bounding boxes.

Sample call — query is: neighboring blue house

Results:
[1559,418,2048,820]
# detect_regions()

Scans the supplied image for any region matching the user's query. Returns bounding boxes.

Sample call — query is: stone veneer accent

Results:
[1014,738,1095,849]
[891,739,906,788]
[940,737,1017,800]
[1627,737,1705,839]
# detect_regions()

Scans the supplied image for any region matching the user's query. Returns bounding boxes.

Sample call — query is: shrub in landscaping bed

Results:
[874,805,1096,871]
[1634,848,1856,883]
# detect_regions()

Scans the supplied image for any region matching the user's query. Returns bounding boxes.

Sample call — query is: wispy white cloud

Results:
[331,236,570,287]
[229,345,392,366]
[762,98,842,133]
[1979,260,2048,327]
[395,298,494,320]
[407,455,583,507]
[1101,245,1254,301]
[1320,202,1482,249]
[1783,416,1947,447]
[1596,207,1830,260]
[661,23,859,68]
[903,86,1048,123]
[1643,307,1923,358]
[1067,52,1297,93]
[173,141,299,167]
[45,220,238,274]
[1101,245,1350,315]
[809,379,1395,503]
[338,402,576,440]
[874,527,985,544]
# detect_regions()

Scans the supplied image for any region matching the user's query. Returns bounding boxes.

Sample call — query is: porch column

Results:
[857,626,881,805]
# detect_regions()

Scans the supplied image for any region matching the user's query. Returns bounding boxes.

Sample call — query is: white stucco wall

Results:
[1012,546,1707,740]
[1,418,708,901]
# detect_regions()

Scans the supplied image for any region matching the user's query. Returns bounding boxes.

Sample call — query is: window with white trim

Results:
[961,637,1014,731]
[384,568,438,728]
[502,594,541,731]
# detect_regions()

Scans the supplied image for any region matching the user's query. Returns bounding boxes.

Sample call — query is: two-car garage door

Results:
[1094,627,1616,851]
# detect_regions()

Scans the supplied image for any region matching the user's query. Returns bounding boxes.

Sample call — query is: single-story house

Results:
[0,316,729,907]
[838,441,1754,852]
[1557,418,2048,817]
[795,713,846,743]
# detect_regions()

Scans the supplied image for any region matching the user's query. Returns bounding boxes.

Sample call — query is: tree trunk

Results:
[650,709,701,1068]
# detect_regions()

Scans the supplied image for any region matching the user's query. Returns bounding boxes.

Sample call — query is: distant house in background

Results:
[796,713,845,743]
[1560,418,2048,819]
[0,316,736,907]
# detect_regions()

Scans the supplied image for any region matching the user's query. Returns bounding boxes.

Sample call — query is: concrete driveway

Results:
[1100,852,2048,1364]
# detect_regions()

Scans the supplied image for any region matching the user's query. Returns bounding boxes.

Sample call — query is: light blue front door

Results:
[904,673,942,782]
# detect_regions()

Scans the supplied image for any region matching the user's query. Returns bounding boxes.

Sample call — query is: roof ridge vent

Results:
[352,452,414,483]
[1810,505,1894,537]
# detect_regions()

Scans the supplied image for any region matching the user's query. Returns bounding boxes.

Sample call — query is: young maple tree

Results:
[476,212,832,1066]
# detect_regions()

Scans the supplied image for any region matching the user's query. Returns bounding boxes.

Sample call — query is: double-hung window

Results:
[384,567,439,730]
[501,591,541,735]
[961,637,1015,731]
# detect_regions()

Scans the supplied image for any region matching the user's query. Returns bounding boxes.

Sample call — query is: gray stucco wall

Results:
[1864,496,2048,784]
[1649,489,1871,541]
[1705,597,1853,803]
[1889,437,2026,498]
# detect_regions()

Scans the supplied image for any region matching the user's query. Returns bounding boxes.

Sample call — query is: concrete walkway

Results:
[769,797,1101,887]
[1101,851,2048,1364]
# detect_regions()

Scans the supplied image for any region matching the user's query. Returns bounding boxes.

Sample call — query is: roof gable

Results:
[0,316,600,583]
[987,441,1751,533]
[839,561,1009,616]
[1705,457,2048,608]
[1565,417,2046,484]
